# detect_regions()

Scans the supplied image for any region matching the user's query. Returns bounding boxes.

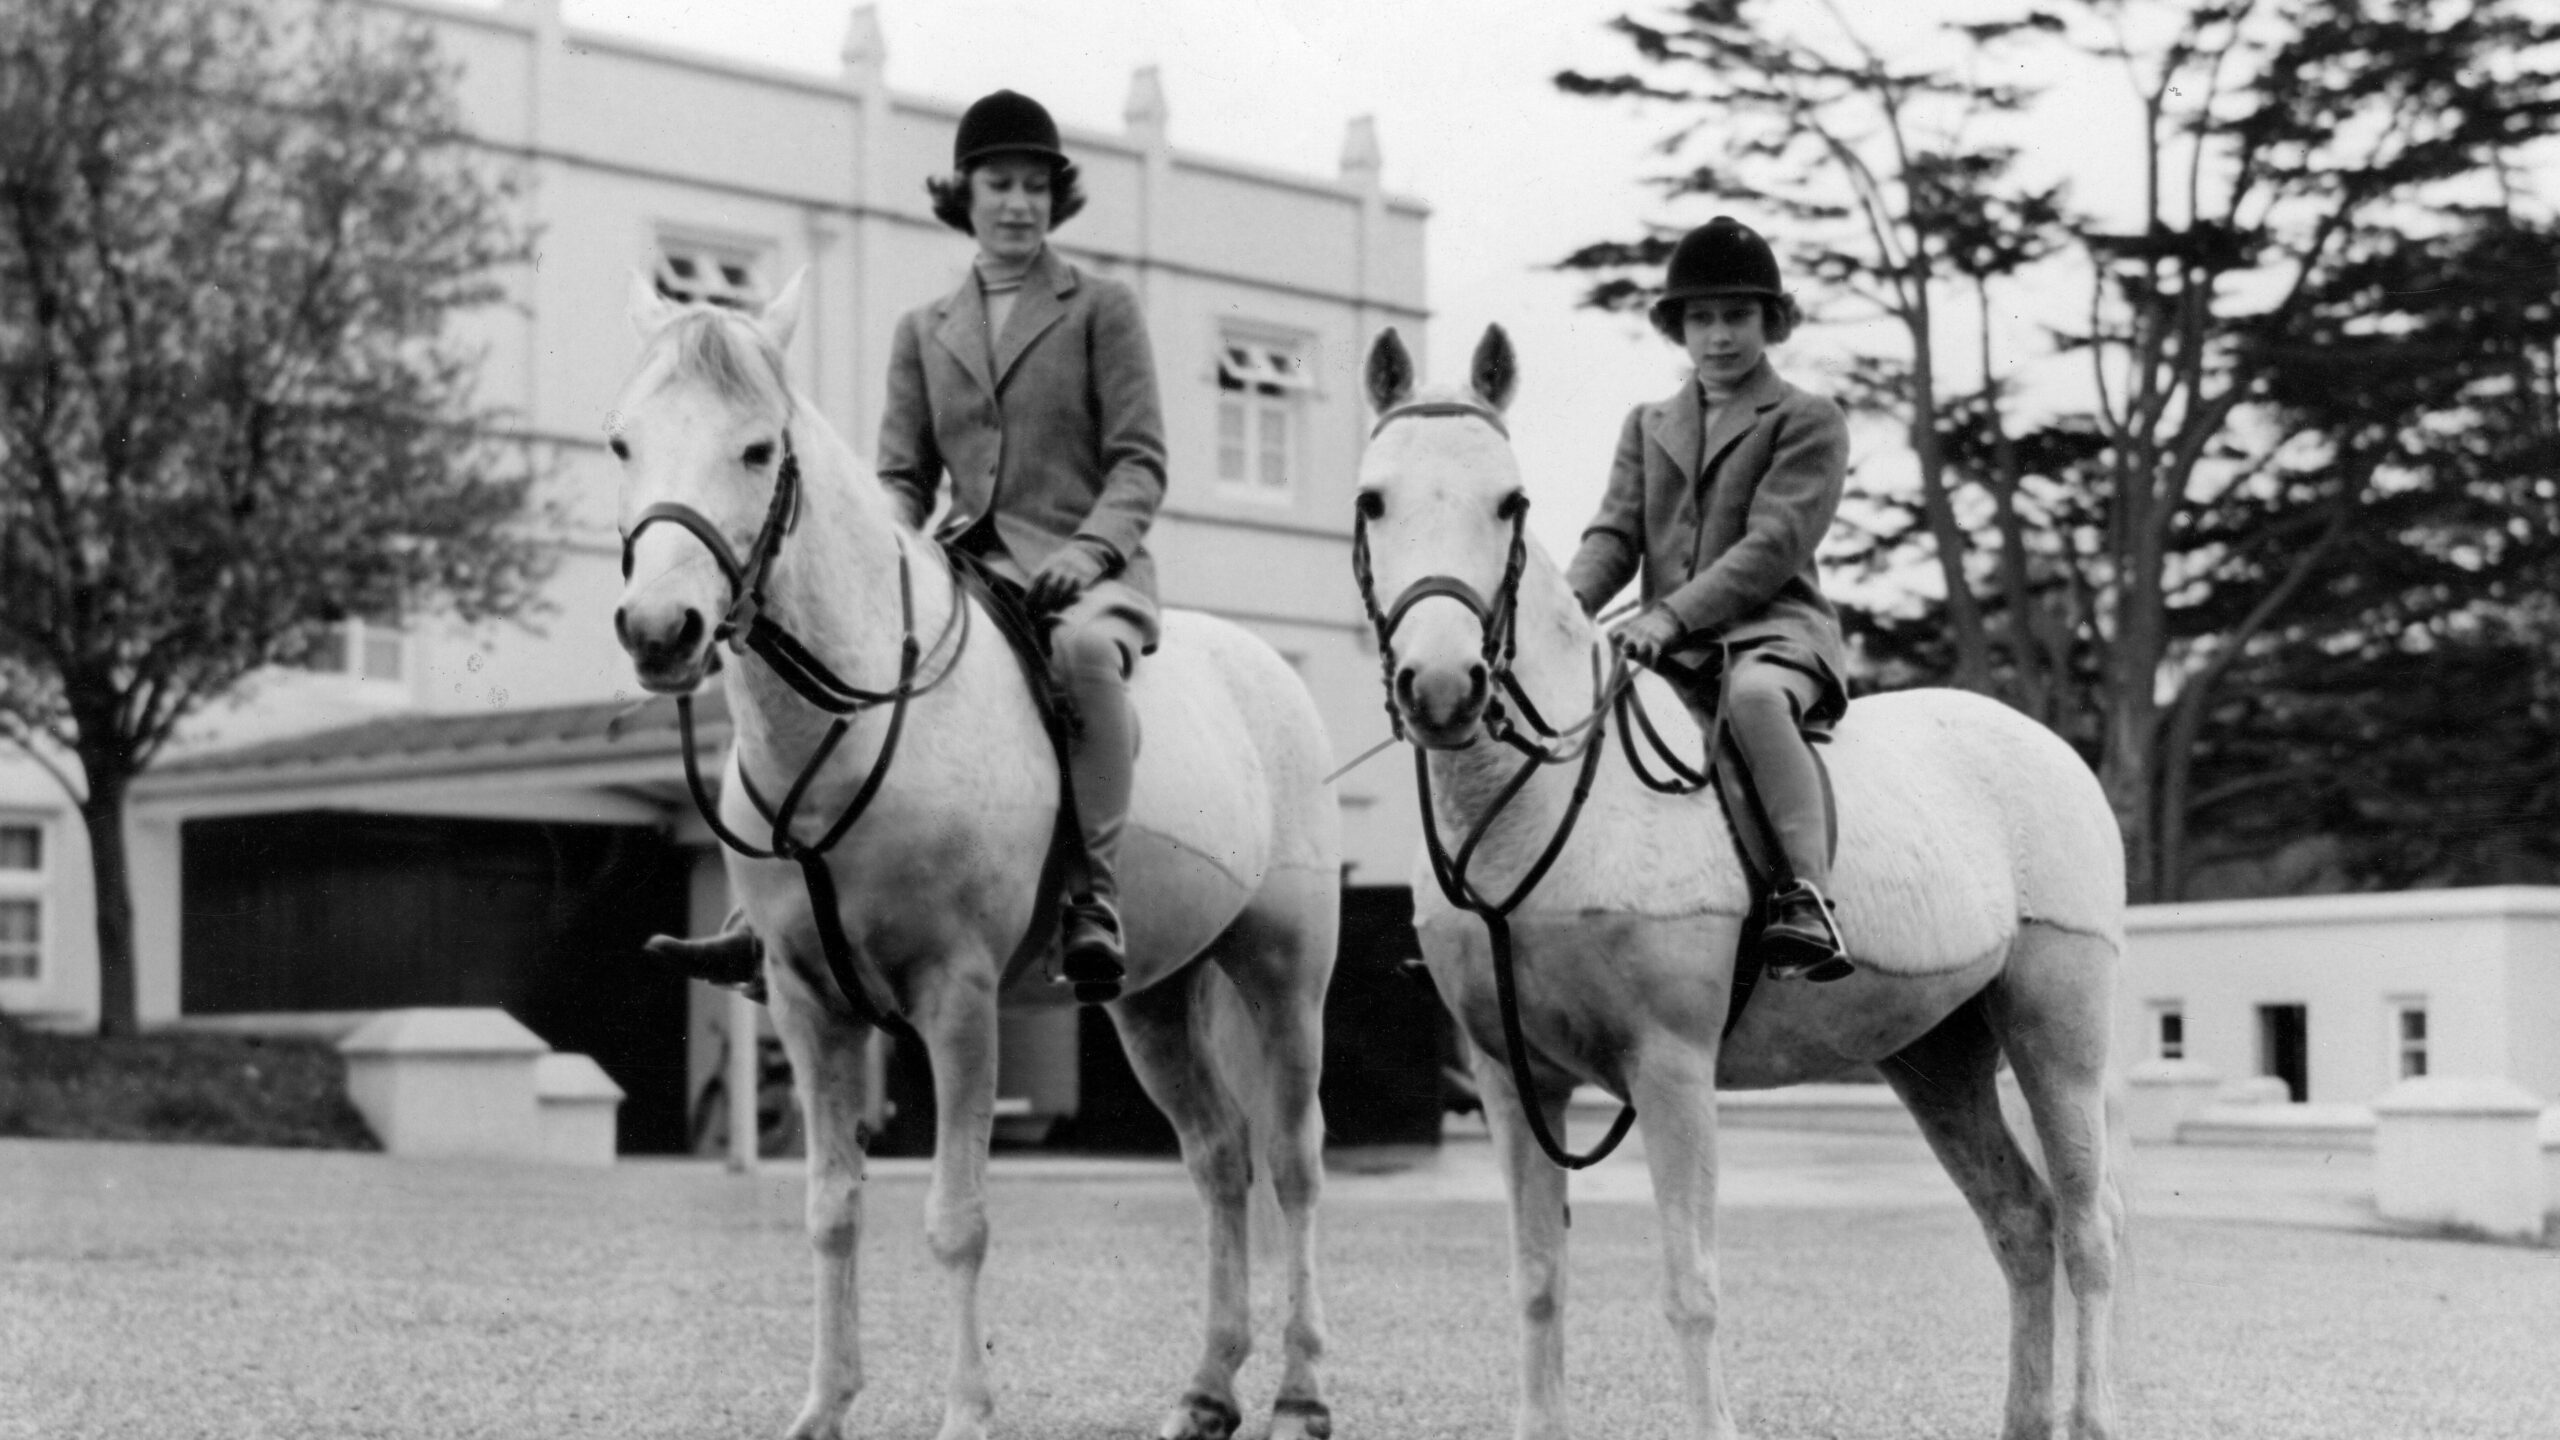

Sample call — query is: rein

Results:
[622,431,971,1037]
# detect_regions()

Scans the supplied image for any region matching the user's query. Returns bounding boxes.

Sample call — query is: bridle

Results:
[618,429,969,1036]
[1352,397,1737,1171]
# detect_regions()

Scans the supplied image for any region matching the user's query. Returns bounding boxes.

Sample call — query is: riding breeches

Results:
[1686,655,1832,890]
[1048,593,1137,905]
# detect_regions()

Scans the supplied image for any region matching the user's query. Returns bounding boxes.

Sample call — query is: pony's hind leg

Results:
[1207,875,1338,1440]
[1109,963,1258,1440]
[766,979,880,1440]
[1879,993,2059,1440]
[1988,925,2124,1440]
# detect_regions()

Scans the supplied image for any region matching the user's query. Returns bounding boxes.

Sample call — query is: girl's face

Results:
[968,155,1054,266]
[1681,296,1769,389]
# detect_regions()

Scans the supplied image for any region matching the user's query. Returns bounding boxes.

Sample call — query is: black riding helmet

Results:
[929,89,1087,234]
[1649,216,1795,340]
[954,89,1067,169]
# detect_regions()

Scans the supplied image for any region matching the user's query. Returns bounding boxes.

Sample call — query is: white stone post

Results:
[2122,1058,2222,1143]
[534,1053,625,1166]
[339,1008,550,1161]
[2372,1076,2547,1241]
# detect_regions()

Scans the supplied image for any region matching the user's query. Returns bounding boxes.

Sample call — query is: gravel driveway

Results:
[2,1128,2551,1439]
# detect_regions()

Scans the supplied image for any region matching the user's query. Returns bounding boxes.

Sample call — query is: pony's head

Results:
[1354,324,1524,748]
[608,270,808,692]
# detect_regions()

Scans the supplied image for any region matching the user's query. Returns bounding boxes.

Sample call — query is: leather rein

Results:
[620,431,970,1036]
[1355,398,1731,1170]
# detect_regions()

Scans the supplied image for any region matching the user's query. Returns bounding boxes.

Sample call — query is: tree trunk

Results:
[75,761,138,1037]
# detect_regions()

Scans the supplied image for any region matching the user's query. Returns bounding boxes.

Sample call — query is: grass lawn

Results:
[3,1136,2555,1439]
[0,1020,374,1150]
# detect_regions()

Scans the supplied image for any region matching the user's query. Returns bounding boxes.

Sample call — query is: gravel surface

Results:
[2,1132,2552,1439]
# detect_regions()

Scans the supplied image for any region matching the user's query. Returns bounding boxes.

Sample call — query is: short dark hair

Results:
[1649,292,1802,345]
[926,160,1087,235]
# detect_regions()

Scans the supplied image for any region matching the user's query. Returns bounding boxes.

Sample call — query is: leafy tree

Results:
[1558,0,2560,899]
[0,0,546,1034]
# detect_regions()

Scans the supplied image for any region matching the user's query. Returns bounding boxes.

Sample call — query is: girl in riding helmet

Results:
[1566,215,1857,982]
[650,89,1165,1004]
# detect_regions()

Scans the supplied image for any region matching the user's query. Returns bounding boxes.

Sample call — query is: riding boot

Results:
[1727,678,1855,984]
[1056,629,1135,1004]
[643,909,769,1003]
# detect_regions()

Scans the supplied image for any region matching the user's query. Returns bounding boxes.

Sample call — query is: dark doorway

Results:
[182,812,693,1152]
[2256,1003,2309,1102]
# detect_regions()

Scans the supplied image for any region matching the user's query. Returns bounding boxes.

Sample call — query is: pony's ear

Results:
[1470,324,1518,413]
[628,269,678,339]
[1365,327,1416,414]
[758,267,810,352]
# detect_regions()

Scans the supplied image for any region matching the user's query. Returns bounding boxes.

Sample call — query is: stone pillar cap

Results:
[2373,1075,2542,1117]
[535,1052,626,1101]
[338,1008,550,1058]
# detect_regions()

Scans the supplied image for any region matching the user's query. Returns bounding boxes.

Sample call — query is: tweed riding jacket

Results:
[1564,357,1849,690]
[876,246,1167,621]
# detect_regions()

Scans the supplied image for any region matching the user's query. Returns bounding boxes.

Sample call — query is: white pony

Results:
[610,275,1342,1440]
[1354,325,2126,1440]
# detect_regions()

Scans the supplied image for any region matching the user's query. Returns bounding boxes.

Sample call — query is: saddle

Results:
[940,546,1098,999]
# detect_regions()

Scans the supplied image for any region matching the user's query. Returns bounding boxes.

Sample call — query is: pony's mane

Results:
[649,308,794,416]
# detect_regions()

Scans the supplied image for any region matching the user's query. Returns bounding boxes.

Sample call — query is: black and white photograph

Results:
[3,1,2556,1436]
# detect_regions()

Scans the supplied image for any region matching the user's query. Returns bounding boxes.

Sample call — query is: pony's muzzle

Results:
[1395,659,1489,743]
[615,600,711,690]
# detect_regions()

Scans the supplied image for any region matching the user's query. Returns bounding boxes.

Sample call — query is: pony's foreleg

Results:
[1880,995,2058,1440]
[769,983,877,1440]
[1628,1040,1739,1440]
[911,965,1001,1440]
[1991,927,2125,1440]
[1470,1037,1573,1440]
[1109,967,1256,1440]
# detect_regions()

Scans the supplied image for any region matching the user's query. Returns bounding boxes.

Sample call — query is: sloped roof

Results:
[146,690,729,788]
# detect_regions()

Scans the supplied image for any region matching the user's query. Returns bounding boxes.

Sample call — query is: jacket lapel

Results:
[993,247,1076,392]
[1647,381,1705,484]
[931,273,997,398]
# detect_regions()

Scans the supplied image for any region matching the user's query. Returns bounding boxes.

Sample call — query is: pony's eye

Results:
[743,441,776,467]
[1355,489,1384,520]
[608,437,629,461]
[1496,490,1528,521]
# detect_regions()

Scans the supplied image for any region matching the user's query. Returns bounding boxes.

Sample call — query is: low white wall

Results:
[2123,888,2560,1106]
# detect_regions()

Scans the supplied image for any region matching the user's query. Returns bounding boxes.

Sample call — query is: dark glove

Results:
[1608,605,1685,668]
[1029,537,1115,613]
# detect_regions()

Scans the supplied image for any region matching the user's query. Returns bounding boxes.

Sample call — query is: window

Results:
[1215,334,1313,497]
[2391,1000,2428,1080]
[2152,1002,2185,1061]
[0,820,46,983]
[297,614,407,684]
[655,240,763,310]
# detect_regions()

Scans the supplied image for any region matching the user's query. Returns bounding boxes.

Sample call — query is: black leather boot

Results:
[1054,627,1134,1005]
[643,924,768,1003]
[1760,879,1854,983]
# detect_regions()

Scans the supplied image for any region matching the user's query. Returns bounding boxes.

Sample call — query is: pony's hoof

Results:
[1157,1389,1241,1440]
[1270,1396,1334,1440]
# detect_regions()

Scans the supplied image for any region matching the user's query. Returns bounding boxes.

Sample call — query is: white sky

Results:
[563,0,2154,561]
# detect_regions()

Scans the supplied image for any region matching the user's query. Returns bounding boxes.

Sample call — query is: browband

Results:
[1370,399,1510,439]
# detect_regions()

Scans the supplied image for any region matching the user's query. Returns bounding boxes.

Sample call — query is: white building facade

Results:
[1,0,1436,1145]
